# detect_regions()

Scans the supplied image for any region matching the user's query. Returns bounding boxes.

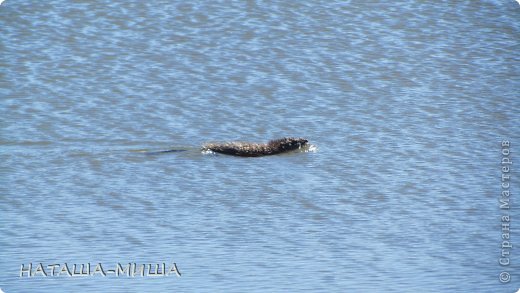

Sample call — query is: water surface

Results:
[1,1,519,292]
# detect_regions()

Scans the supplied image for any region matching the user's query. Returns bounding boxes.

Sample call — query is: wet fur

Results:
[202,137,308,157]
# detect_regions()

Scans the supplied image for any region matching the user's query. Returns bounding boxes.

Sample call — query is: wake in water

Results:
[135,138,317,157]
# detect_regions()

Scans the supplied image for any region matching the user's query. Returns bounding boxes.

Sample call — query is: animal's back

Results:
[202,137,308,157]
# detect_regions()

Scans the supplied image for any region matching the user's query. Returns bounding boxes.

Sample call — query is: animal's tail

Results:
[144,149,189,155]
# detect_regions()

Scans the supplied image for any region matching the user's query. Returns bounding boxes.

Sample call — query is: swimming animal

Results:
[202,137,309,157]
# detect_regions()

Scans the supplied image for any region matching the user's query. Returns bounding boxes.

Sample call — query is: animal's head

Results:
[269,137,308,151]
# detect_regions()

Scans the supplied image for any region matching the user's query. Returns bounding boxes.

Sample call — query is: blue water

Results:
[1,1,519,292]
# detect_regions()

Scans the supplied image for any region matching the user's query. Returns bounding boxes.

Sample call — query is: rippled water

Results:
[1,1,519,292]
